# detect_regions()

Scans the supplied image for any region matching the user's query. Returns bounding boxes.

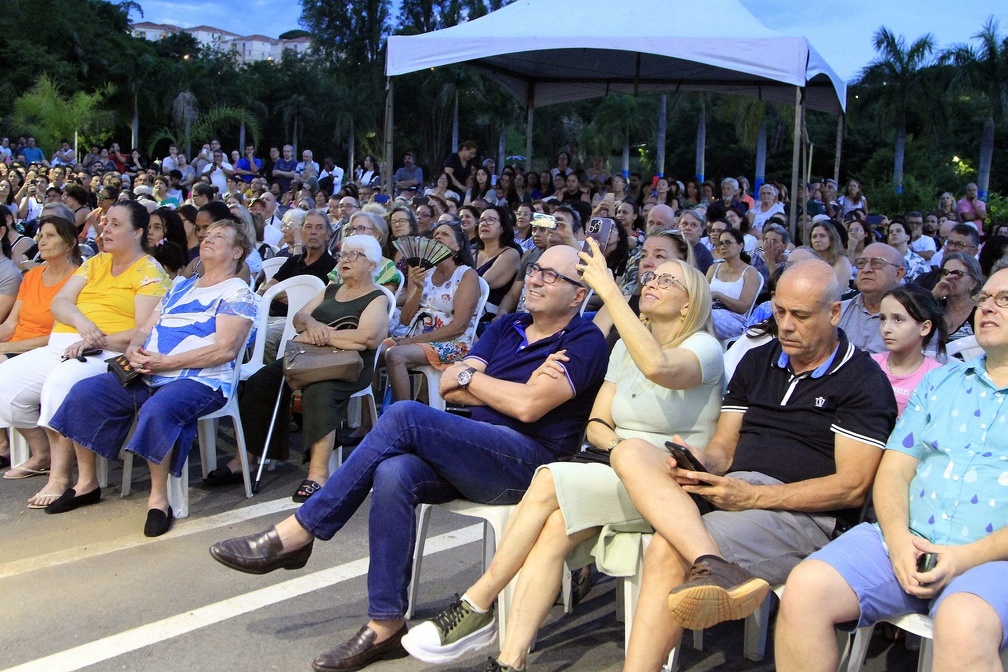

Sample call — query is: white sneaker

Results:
[402,597,497,663]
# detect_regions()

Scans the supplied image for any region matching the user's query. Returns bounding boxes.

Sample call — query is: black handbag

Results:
[106,354,142,387]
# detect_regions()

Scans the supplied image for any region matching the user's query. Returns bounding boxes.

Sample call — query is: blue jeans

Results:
[295,401,556,620]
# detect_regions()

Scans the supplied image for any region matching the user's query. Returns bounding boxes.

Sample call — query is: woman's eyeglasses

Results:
[940,268,966,279]
[640,271,687,292]
[525,263,583,287]
[339,250,365,262]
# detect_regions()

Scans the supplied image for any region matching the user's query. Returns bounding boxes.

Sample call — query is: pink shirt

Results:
[956,197,987,226]
[872,352,944,416]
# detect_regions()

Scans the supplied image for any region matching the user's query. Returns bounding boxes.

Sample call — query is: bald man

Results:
[839,242,906,353]
[608,259,897,670]
[211,245,609,672]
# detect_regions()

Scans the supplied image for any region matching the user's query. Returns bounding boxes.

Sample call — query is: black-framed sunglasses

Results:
[525,262,583,287]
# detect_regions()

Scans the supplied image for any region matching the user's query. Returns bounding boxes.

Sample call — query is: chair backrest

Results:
[246,275,325,368]
[741,271,765,321]
[579,289,594,316]
[474,277,491,323]
[377,284,396,321]
[260,257,286,283]
[946,335,982,362]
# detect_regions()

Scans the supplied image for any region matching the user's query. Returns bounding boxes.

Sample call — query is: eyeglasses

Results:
[854,257,902,271]
[345,224,373,235]
[940,268,966,279]
[339,250,365,262]
[479,216,500,224]
[972,291,1008,308]
[717,239,737,248]
[391,218,411,226]
[944,239,976,252]
[640,271,688,292]
[525,262,583,287]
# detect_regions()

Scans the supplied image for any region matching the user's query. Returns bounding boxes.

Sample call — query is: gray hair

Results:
[304,208,334,234]
[350,210,388,246]
[340,234,384,280]
[942,252,985,293]
[762,222,791,246]
[281,207,306,230]
[721,177,739,191]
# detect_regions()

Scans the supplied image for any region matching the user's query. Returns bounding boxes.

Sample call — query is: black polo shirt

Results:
[267,252,336,317]
[724,330,896,520]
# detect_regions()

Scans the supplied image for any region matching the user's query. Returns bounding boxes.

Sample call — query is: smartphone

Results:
[866,214,885,226]
[411,196,429,207]
[916,552,937,574]
[374,194,390,204]
[664,441,709,474]
[583,217,616,256]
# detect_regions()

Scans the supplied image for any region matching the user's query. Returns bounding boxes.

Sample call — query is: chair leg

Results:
[197,417,217,477]
[168,457,189,519]
[121,452,134,497]
[229,414,253,499]
[917,637,933,672]
[406,503,434,620]
[95,456,109,489]
[9,428,30,467]
[743,592,774,661]
[561,563,573,614]
[844,625,875,672]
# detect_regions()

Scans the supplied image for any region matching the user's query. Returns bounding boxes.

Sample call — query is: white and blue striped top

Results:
[144,276,259,398]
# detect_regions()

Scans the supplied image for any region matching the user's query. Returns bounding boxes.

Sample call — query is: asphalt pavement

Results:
[0,427,918,672]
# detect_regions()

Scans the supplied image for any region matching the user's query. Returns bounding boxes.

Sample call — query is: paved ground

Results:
[0,427,919,672]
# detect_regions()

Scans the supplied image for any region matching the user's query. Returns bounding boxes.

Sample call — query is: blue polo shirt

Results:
[465,311,608,459]
[887,355,1008,545]
[724,330,897,523]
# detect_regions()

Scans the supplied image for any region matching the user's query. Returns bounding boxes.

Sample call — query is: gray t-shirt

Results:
[0,255,23,297]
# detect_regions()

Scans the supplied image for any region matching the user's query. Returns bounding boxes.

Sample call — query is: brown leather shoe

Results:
[311,623,408,671]
[209,526,314,575]
[666,554,770,630]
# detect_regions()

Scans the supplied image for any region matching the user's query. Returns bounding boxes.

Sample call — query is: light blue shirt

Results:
[886,356,1008,545]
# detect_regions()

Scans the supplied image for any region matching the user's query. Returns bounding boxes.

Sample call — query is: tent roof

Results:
[386,0,846,114]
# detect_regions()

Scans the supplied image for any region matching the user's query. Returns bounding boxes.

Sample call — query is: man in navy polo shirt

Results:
[210,244,608,672]
[608,258,897,671]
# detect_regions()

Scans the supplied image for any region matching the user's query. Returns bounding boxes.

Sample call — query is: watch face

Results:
[457,368,473,386]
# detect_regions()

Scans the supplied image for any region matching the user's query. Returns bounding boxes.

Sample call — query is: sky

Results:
[135,0,1005,83]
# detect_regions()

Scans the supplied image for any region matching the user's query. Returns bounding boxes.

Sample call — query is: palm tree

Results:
[12,75,115,153]
[944,17,1008,198]
[579,94,656,176]
[859,27,937,194]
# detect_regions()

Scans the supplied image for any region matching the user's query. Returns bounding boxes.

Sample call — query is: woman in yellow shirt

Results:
[0,201,171,508]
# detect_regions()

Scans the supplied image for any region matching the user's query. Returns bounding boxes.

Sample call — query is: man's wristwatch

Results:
[457,366,478,389]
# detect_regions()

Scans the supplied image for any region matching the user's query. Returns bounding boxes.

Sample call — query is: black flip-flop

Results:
[292,479,322,503]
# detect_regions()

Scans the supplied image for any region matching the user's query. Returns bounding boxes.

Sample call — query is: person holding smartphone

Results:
[401,246,724,672]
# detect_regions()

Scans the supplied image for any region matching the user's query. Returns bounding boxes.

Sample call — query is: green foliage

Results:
[986,192,1008,224]
[12,75,115,151]
[300,0,391,66]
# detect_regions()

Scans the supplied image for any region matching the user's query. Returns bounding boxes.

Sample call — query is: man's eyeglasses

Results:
[525,262,583,287]
[640,271,688,292]
[854,257,902,271]
[940,268,966,279]
[972,291,1008,308]
[944,239,975,252]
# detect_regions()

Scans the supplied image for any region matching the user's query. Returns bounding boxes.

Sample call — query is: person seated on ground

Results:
[932,252,984,343]
[256,208,337,362]
[44,220,257,533]
[0,201,170,508]
[872,285,946,415]
[474,205,521,326]
[810,217,854,289]
[402,245,724,672]
[607,259,897,671]
[209,244,609,672]
[776,266,1008,672]
[383,221,480,402]
[838,242,907,354]
[0,207,81,474]
[594,227,695,347]
[207,235,389,500]
[707,228,761,341]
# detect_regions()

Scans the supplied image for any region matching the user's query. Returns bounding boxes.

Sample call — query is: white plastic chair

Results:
[946,335,982,362]
[410,277,491,412]
[719,272,765,351]
[329,285,398,472]
[8,428,29,467]
[121,348,253,519]
[844,612,1008,672]
[260,257,286,283]
[241,274,326,382]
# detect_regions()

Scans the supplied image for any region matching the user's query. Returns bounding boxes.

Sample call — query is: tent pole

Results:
[525,83,534,172]
[833,113,844,184]
[695,98,706,181]
[789,87,802,242]
[383,78,394,189]
[656,95,667,177]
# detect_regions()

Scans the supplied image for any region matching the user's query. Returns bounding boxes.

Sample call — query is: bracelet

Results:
[587,417,615,431]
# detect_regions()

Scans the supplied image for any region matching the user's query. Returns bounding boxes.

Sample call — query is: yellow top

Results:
[52,253,171,335]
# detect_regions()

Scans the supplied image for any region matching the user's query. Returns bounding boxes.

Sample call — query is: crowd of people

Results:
[2,133,1007,671]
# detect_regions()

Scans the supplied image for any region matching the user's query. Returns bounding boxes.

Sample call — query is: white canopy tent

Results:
[383,0,848,231]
